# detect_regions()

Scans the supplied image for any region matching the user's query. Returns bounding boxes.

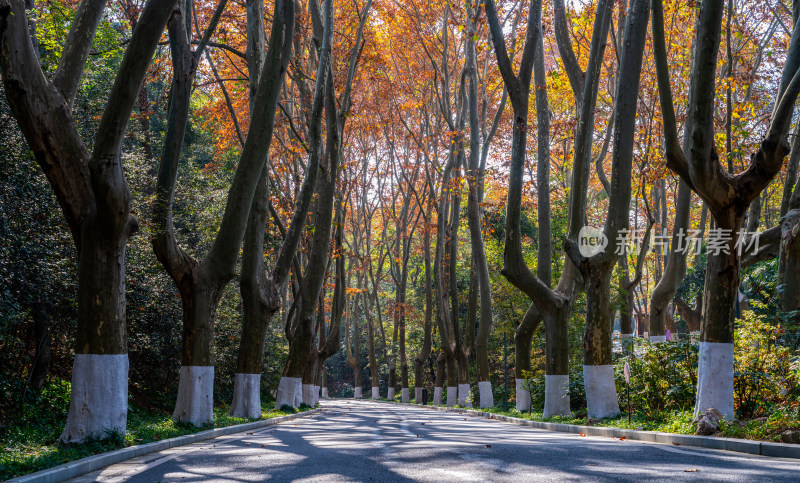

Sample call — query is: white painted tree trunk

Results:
[433,386,443,405]
[313,385,320,405]
[302,384,315,406]
[458,383,471,407]
[543,374,571,417]
[446,386,457,407]
[401,388,409,402]
[60,354,128,443]
[694,342,734,419]
[321,387,329,398]
[515,379,531,412]
[650,335,667,343]
[293,381,303,407]
[478,381,493,409]
[230,373,261,419]
[414,387,422,403]
[354,387,363,399]
[387,387,395,400]
[172,366,214,426]
[275,376,301,409]
[372,386,380,399]
[583,365,620,419]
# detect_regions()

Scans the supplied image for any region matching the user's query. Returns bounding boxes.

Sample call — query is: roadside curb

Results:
[366,399,800,459]
[8,408,321,483]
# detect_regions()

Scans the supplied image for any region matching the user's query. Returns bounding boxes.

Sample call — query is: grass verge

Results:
[0,379,296,480]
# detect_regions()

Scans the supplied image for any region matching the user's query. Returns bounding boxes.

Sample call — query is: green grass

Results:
[0,380,297,480]
[479,407,696,434]
[474,405,800,441]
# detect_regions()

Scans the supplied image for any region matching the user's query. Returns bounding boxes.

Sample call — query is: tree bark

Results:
[231,0,327,417]
[150,0,294,425]
[486,0,613,416]
[414,207,434,403]
[566,0,650,419]
[465,2,494,409]
[652,0,800,418]
[0,0,173,442]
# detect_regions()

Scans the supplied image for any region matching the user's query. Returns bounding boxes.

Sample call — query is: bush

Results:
[734,307,798,419]
[615,340,698,415]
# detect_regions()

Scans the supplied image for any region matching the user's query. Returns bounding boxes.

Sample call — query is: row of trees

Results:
[2,0,800,443]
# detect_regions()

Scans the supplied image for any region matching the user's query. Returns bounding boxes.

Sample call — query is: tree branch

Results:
[53,0,107,106]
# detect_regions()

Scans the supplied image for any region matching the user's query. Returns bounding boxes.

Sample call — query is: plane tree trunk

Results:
[414,204,434,403]
[565,0,649,419]
[0,0,174,442]
[150,0,295,426]
[281,0,370,405]
[652,0,800,418]
[486,0,613,416]
[465,2,495,409]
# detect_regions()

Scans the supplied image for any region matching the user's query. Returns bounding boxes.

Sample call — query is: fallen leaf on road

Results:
[259,444,267,447]
[245,443,251,446]
[619,437,627,441]
[294,424,298,426]
[247,432,254,435]
[579,433,586,437]
[417,435,422,438]
[464,418,468,421]
[672,442,681,446]
[421,423,425,425]
[485,444,492,448]
[684,469,700,472]
[588,463,596,466]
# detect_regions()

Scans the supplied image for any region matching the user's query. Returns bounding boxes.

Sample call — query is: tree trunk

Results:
[413,209,434,403]
[27,304,50,391]
[649,181,691,340]
[279,0,369,405]
[347,291,363,399]
[365,291,380,399]
[1,0,173,442]
[486,0,615,417]
[466,5,493,409]
[150,0,294,425]
[568,0,650,419]
[279,0,337,404]
[230,0,270,419]
[434,350,446,404]
[231,169,275,418]
[652,0,800,419]
[781,209,800,312]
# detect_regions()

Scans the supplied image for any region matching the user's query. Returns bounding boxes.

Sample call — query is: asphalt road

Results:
[69,399,800,482]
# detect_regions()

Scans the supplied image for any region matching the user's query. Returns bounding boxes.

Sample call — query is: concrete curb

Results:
[368,399,800,459]
[8,408,321,483]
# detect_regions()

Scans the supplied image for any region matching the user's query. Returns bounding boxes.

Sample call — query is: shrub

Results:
[734,306,798,419]
[615,339,698,415]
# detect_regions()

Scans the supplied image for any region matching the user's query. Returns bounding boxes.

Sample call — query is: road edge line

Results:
[364,399,799,459]
[8,408,322,483]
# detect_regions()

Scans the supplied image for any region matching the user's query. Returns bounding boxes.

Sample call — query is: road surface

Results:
[70,399,800,482]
